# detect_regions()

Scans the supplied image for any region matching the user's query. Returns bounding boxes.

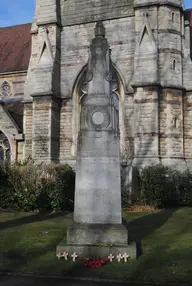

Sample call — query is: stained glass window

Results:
[0,131,10,162]
[0,147,4,161]
[1,81,12,97]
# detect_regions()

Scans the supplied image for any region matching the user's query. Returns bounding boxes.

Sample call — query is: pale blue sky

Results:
[0,0,191,27]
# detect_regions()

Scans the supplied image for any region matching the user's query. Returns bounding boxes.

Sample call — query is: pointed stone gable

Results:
[37,30,53,67]
[38,43,52,66]
[132,17,158,86]
[136,23,157,54]
[32,26,58,95]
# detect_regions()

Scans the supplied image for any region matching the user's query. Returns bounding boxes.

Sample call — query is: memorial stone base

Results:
[56,223,137,259]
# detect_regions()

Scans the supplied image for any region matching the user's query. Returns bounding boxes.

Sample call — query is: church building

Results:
[0,0,192,180]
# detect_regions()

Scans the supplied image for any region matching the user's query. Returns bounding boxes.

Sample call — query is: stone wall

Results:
[158,6,182,88]
[133,87,159,167]
[23,102,33,159]
[60,99,73,163]
[121,95,134,165]
[60,17,135,99]
[160,89,184,168]
[134,0,183,7]
[31,97,60,163]
[184,92,192,168]
[17,141,24,162]
[32,99,51,161]
[61,0,134,26]
[60,17,135,162]
[23,0,192,173]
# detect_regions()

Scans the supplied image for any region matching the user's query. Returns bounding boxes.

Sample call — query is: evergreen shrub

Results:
[139,165,192,208]
[0,160,75,212]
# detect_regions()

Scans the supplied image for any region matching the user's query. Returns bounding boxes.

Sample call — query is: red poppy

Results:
[82,258,109,268]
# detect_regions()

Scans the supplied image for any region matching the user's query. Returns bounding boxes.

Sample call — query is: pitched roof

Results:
[3,101,24,132]
[0,23,31,74]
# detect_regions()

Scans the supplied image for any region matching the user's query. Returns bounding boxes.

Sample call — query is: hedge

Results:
[139,165,192,208]
[1,162,192,212]
[0,160,75,212]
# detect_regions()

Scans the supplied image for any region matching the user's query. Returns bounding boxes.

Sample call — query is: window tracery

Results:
[1,81,12,97]
[0,132,10,162]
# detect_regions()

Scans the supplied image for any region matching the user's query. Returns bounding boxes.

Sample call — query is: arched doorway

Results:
[71,64,126,162]
[0,131,11,162]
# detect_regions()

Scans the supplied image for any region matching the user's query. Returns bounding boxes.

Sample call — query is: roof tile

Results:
[0,23,31,74]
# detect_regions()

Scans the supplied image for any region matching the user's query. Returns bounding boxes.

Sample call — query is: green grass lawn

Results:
[0,208,191,283]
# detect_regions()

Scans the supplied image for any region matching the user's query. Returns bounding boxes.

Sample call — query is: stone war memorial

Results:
[0,0,192,190]
[56,21,136,258]
[0,0,192,256]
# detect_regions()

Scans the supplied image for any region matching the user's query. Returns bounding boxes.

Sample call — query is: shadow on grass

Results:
[0,237,62,274]
[59,209,178,279]
[0,211,71,275]
[0,211,68,231]
[1,208,185,283]
[123,208,177,257]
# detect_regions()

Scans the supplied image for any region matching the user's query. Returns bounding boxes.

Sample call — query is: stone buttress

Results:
[24,0,61,162]
[132,0,187,170]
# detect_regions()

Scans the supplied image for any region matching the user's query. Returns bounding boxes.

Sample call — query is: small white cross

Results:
[117,254,123,262]
[122,253,130,262]
[108,254,115,262]
[71,252,78,262]
[62,252,69,261]
[56,253,62,260]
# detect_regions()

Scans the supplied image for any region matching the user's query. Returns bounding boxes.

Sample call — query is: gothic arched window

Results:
[0,131,10,162]
[1,81,12,97]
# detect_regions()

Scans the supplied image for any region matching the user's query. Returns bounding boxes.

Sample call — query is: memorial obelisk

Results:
[57,22,136,258]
